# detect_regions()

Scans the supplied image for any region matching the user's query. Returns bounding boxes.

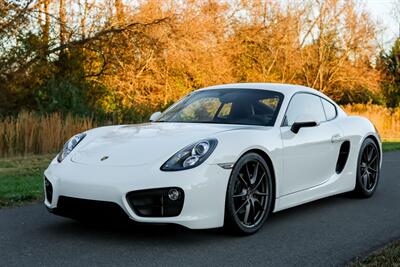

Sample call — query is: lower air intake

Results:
[126,188,184,217]
[50,196,129,221]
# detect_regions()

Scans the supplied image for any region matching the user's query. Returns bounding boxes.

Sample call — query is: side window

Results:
[284,93,326,126]
[321,98,337,121]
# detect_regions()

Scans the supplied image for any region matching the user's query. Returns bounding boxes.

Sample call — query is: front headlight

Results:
[160,139,218,171]
[57,133,86,162]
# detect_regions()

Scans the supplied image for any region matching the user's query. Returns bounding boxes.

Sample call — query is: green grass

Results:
[0,154,54,207]
[352,240,400,266]
[382,141,400,152]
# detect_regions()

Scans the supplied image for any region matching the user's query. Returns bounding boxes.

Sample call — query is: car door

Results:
[279,93,343,196]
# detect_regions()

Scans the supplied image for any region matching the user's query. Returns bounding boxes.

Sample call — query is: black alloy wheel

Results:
[224,153,273,235]
[354,138,380,197]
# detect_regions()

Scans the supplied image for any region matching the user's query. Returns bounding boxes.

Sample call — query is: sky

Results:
[363,0,399,48]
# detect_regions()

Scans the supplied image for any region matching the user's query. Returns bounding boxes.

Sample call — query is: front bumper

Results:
[44,158,231,229]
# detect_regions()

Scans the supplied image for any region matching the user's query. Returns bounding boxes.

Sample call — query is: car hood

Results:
[71,122,252,166]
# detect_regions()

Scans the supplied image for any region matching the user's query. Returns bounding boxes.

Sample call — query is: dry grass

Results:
[0,112,96,158]
[342,104,400,139]
[351,239,400,266]
[0,105,399,157]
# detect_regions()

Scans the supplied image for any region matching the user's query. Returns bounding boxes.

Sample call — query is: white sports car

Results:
[44,83,382,234]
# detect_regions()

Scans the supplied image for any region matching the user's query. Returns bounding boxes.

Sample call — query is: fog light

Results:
[168,189,180,201]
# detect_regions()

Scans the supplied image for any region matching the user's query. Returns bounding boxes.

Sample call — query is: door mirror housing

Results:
[149,111,162,122]
[290,114,319,134]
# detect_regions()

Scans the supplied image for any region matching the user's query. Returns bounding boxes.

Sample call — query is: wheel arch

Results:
[338,115,382,167]
[242,148,277,212]
[366,134,380,150]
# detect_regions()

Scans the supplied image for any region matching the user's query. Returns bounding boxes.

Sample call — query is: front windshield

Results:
[156,89,284,126]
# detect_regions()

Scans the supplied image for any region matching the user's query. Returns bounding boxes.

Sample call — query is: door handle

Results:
[331,134,343,143]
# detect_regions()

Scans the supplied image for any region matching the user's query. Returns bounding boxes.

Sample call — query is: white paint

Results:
[44,83,382,229]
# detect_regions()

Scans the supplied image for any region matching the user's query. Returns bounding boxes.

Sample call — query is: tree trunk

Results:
[59,0,66,45]
[42,0,50,48]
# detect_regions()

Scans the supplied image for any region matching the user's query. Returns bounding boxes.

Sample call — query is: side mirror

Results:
[290,114,319,134]
[149,111,162,122]
[291,121,318,134]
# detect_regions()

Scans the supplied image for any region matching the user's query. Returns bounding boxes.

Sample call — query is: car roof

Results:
[197,83,322,98]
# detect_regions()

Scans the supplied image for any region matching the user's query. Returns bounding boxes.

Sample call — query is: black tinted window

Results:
[157,89,284,126]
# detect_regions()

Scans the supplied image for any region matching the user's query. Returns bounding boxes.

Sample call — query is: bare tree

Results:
[0,0,386,116]
[298,0,380,100]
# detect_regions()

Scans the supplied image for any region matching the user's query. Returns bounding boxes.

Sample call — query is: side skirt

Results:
[273,172,355,213]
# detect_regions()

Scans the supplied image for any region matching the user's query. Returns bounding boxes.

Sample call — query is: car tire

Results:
[224,152,274,235]
[353,137,381,198]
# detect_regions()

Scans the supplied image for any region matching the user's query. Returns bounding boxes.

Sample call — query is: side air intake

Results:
[336,141,350,174]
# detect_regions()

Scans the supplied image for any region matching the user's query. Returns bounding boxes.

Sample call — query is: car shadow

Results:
[43,192,361,242]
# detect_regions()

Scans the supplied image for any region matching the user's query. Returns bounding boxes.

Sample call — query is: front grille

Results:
[51,196,129,220]
[126,188,184,217]
[44,177,53,203]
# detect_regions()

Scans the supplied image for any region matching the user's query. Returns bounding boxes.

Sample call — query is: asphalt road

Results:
[1,152,400,267]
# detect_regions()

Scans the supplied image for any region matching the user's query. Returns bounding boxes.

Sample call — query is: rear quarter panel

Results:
[337,115,382,168]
